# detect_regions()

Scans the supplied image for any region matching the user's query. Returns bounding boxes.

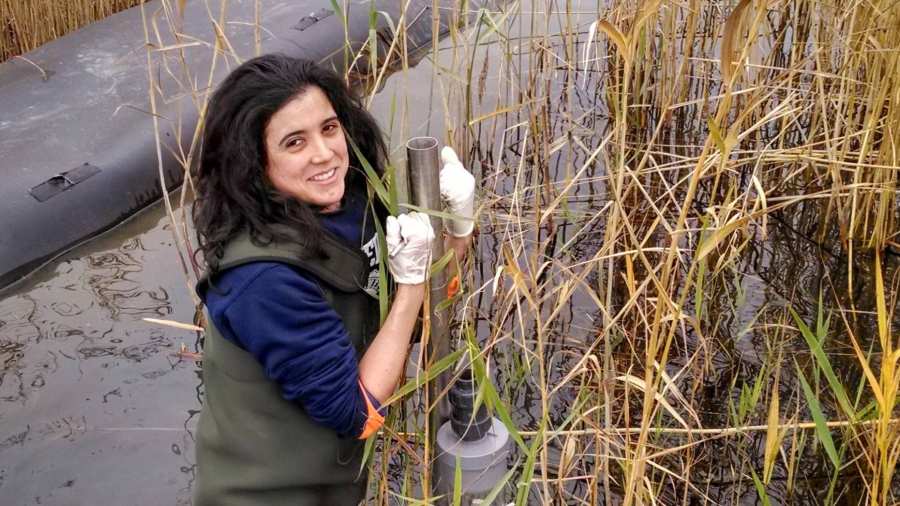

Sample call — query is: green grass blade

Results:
[514,423,542,506]
[465,325,526,450]
[453,455,462,506]
[434,292,462,313]
[348,135,395,214]
[359,418,377,476]
[790,308,855,420]
[479,458,519,505]
[430,249,456,277]
[385,348,465,405]
[750,467,772,506]
[367,6,377,69]
[385,163,399,212]
[796,365,841,470]
[399,202,463,222]
[369,200,390,324]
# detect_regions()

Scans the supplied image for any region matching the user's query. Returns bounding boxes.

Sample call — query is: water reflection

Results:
[0,204,200,506]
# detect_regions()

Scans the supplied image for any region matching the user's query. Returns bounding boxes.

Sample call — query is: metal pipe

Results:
[406,136,451,428]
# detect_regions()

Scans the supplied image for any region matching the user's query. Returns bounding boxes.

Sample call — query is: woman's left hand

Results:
[439,147,476,237]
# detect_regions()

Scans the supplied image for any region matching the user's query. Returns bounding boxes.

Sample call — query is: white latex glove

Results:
[440,146,476,237]
[385,212,435,285]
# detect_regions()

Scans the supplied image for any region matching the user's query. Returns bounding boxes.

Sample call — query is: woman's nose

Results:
[309,135,334,164]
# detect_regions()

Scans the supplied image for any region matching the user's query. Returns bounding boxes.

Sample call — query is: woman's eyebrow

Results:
[278,115,339,146]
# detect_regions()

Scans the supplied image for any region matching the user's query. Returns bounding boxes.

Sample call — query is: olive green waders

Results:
[193,230,380,506]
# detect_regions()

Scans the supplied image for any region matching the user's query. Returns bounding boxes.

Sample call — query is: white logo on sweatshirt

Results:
[360,233,380,299]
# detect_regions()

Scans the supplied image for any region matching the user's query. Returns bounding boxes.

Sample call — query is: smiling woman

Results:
[191,56,387,262]
[264,87,350,212]
[190,54,475,505]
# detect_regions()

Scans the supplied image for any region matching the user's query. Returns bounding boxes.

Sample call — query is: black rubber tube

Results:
[449,369,493,441]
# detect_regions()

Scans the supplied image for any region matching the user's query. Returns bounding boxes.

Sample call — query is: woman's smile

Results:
[309,167,337,182]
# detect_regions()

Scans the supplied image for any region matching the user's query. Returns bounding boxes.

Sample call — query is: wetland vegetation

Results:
[334,1,900,503]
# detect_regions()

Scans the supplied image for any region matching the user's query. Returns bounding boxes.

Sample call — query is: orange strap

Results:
[357,380,385,440]
[447,275,460,298]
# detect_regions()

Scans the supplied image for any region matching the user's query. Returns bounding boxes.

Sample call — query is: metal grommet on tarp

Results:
[28,163,101,202]
[293,8,334,31]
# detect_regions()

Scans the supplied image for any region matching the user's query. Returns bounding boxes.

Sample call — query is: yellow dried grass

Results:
[1,0,142,61]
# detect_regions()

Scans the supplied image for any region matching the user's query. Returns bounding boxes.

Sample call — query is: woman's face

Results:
[264,86,349,213]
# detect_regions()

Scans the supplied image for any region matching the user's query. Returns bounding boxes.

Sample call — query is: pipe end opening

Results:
[407,136,439,151]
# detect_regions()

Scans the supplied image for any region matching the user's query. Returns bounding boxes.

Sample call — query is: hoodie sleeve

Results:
[208,262,384,439]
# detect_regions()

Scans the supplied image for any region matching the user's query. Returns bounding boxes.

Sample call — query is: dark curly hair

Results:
[192,54,388,272]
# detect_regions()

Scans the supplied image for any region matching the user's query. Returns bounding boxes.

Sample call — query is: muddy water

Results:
[0,205,201,505]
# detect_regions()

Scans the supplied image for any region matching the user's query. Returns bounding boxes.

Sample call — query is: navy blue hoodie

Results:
[203,194,383,438]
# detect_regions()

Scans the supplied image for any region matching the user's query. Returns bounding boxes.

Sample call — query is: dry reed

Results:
[1,0,142,61]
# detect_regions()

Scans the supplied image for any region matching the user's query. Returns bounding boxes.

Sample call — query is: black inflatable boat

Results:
[0,0,475,290]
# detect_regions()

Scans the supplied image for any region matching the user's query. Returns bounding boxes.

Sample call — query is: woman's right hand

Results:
[385,212,435,285]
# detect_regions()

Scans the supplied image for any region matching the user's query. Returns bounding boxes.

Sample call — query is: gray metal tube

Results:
[406,137,452,429]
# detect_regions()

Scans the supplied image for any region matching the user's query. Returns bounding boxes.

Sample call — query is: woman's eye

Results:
[286,138,304,148]
[324,123,338,134]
